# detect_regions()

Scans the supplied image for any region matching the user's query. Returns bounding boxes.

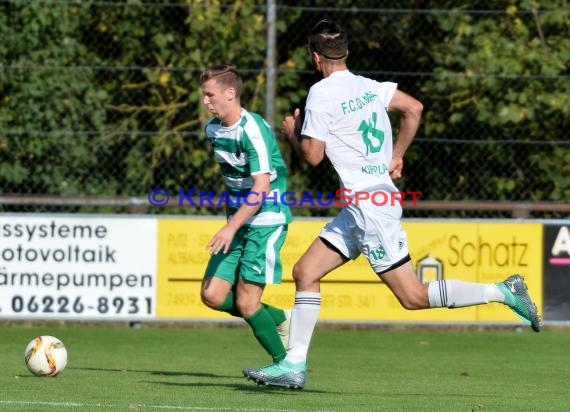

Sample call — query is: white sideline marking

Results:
[0,400,329,412]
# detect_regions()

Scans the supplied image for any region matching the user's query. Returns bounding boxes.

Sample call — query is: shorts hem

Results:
[375,254,411,276]
[319,236,350,260]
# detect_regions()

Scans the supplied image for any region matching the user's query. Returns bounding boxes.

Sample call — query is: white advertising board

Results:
[0,215,157,320]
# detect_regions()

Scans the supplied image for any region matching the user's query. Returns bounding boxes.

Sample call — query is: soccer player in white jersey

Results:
[200,66,292,367]
[243,20,540,389]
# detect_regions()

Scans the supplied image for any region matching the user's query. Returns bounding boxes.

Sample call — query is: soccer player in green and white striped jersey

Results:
[199,66,292,366]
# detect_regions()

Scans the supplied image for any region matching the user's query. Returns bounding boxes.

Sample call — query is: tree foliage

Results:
[0,1,568,213]
[0,2,108,196]
[419,0,570,200]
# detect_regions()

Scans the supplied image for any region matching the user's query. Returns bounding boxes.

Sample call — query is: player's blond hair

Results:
[200,65,243,98]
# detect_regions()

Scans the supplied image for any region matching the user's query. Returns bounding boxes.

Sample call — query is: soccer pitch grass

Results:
[1,324,568,412]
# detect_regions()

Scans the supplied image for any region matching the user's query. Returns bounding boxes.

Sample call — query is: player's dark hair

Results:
[200,65,243,98]
[308,19,348,60]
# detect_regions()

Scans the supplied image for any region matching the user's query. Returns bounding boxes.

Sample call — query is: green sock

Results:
[262,303,286,325]
[217,291,241,317]
[245,307,286,363]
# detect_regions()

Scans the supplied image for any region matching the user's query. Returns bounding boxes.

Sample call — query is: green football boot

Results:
[497,274,541,332]
[243,360,306,389]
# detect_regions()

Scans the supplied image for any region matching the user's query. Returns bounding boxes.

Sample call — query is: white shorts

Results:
[319,200,409,273]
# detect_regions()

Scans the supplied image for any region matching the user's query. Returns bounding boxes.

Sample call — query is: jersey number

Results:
[358,111,384,156]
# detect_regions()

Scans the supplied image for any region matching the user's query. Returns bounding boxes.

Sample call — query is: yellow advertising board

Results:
[156,218,224,319]
[156,218,542,324]
[398,221,542,323]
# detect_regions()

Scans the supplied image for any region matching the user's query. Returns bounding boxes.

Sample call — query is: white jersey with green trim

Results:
[301,70,398,194]
[204,109,292,226]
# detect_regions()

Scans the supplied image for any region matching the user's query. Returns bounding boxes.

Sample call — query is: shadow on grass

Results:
[147,380,333,394]
[72,366,232,378]
[72,366,333,393]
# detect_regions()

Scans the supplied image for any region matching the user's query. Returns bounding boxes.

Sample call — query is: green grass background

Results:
[1,324,568,411]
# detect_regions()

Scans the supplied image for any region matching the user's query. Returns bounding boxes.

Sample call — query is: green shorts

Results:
[204,224,288,285]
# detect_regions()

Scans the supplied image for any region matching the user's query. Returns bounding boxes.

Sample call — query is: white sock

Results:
[428,280,505,308]
[285,291,321,364]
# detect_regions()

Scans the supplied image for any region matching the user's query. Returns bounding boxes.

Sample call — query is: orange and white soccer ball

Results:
[24,336,68,377]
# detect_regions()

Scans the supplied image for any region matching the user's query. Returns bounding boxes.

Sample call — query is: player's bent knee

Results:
[399,299,423,310]
[200,290,224,310]
[292,262,318,289]
[235,299,257,318]
[388,281,429,310]
[291,262,304,282]
[398,291,429,310]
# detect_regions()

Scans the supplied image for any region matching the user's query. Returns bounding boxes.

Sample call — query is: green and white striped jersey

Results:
[204,109,292,227]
